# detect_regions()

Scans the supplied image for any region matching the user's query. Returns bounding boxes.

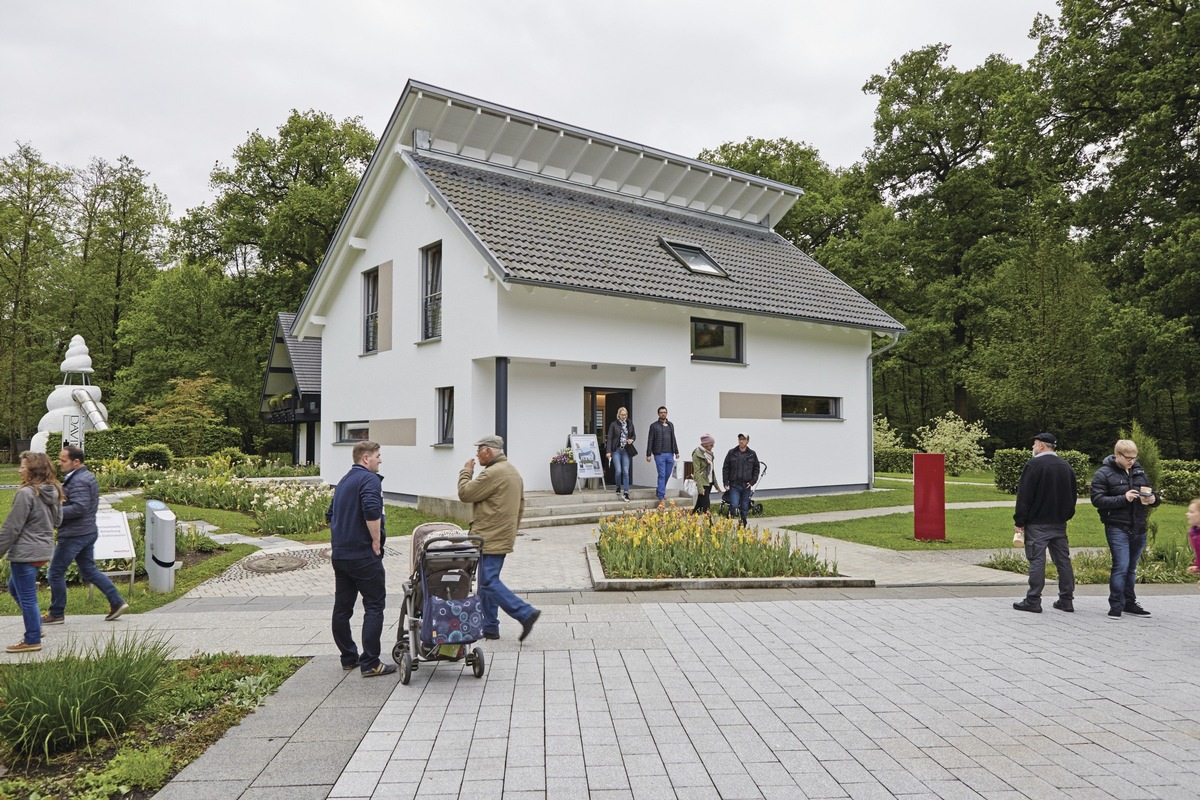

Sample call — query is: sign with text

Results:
[569,434,605,480]
[94,510,136,560]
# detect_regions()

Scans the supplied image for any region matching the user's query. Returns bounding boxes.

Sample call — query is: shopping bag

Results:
[683,478,697,497]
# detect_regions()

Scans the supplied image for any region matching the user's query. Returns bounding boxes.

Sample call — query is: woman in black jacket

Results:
[605,407,635,501]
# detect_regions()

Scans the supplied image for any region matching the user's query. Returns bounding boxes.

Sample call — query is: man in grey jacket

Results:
[43,445,129,624]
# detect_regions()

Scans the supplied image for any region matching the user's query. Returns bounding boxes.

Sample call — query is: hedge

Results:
[994,448,1091,496]
[874,447,918,473]
[48,423,242,460]
[1161,459,1200,475]
[1159,470,1200,504]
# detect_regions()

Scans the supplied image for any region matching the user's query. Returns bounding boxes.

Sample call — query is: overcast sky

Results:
[1,0,1057,216]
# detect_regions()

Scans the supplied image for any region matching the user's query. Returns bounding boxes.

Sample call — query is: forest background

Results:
[2,0,1197,461]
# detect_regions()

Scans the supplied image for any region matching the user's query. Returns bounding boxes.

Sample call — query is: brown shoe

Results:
[6,640,42,653]
[105,602,129,621]
[41,612,64,625]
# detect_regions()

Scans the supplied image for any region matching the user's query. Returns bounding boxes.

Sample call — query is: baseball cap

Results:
[737,433,749,440]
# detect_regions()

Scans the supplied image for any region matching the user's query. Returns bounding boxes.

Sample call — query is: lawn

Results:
[759,477,1008,517]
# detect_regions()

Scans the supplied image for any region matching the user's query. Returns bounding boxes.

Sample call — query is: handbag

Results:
[624,442,638,457]
[683,478,698,497]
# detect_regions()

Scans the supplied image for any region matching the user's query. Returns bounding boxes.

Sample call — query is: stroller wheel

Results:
[471,647,485,678]
[392,641,406,662]
[400,652,413,685]
[751,502,764,516]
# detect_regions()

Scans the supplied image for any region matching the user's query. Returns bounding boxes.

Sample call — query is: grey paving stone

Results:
[252,740,358,787]
[150,779,253,799]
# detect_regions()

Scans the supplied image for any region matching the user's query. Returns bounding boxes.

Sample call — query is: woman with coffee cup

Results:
[1090,440,1161,619]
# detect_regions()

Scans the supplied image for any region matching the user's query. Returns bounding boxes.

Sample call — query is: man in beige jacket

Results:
[458,434,540,642]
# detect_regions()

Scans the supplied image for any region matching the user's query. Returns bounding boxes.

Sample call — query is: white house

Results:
[292,81,905,499]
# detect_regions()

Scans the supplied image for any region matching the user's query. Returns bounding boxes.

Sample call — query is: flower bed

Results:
[596,506,837,579]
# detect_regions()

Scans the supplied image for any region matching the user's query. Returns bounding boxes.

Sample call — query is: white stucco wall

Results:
[316,162,877,496]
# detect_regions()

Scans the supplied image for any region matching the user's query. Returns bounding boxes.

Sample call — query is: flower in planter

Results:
[550,448,576,465]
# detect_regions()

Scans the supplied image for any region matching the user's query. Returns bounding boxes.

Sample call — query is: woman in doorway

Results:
[691,434,721,515]
[605,407,636,501]
[0,451,63,653]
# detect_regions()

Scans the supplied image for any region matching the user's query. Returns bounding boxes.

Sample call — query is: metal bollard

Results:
[145,500,177,592]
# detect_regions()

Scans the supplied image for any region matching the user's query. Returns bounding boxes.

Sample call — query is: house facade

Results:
[293,81,905,499]
[260,312,321,465]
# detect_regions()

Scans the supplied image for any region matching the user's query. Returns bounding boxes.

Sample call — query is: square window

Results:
[337,421,370,442]
[436,387,454,444]
[661,238,727,277]
[782,396,840,419]
[691,318,743,363]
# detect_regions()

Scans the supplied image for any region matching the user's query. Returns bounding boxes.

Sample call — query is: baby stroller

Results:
[393,522,487,685]
[718,462,768,518]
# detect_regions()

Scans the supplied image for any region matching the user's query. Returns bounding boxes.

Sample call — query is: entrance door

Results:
[584,388,632,485]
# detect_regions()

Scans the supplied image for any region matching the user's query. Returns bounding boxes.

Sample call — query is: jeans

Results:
[728,484,752,525]
[1023,522,1074,604]
[1104,525,1146,611]
[48,532,125,618]
[8,561,42,645]
[653,453,675,501]
[611,448,632,494]
[478,554,536,636]
[332,556,387,671]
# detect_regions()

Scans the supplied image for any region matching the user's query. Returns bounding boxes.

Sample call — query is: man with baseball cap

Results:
[458,435,540,641]
[1013,432,1077,614]
[722,433,760,527]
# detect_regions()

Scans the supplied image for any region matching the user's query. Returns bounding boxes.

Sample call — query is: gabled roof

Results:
[263,312,322,400]
[409,151,905,332]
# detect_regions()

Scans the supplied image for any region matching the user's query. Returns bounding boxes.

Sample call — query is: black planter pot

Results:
[549,461,578,495]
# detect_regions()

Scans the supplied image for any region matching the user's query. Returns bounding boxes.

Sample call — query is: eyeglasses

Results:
[1118,452,1138,461]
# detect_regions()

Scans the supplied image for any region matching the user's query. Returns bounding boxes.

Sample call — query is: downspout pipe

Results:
[866,331,903,489]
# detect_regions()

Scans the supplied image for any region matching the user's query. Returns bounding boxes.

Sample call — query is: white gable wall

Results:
[318,161,875,496]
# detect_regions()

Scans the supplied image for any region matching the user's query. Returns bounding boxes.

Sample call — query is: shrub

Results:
[1161,459,1200,474]
[1120,420,1162,498]
[213,446,251,466]
[993,448,1091,495]
[1160,469,1200,504]
[875,447,917,474]
[74,746,172,795]
[128,444,174,471]
[0,633,173,760]
[873,415,905,450]
[596,505,836,578]
[912,412,988,477]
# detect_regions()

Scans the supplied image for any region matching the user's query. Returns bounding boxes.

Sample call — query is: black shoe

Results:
[1108,608,1122,619]
[361,662,398,677]
[519,610,541,642]
[482,632,500,640]
[342,659,360,671]
[1124,602,1151,617]
[1013,601,1042,613]
[1053,600,1074,613]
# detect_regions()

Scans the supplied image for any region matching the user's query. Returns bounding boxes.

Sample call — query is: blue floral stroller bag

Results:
[395,523,487,684]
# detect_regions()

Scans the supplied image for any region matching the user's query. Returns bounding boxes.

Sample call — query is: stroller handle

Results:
[420,533,485,555]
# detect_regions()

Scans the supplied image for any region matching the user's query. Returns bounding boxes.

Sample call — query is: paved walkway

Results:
[5,495,1200,799]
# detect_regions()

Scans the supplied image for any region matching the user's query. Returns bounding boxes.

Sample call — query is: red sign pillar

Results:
[913,453,946,541]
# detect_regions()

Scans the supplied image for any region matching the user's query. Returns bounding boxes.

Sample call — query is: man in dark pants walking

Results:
[327,440,395,677]
[1013,433,1077,614]
[43,445,129,625]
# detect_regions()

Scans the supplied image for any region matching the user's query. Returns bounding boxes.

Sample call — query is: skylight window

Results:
[660,238,727,277]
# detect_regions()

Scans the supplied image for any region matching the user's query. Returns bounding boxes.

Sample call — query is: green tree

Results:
[0,144,71,458]
[62,156,170,384]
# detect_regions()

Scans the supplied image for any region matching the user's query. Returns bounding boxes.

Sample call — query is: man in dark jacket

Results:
[1091,439,1160,619]
[722,433,760,527]
[43,445,129,625]
[1013,433,1077,613]
[327,440,395,677]
[645,406,679,503]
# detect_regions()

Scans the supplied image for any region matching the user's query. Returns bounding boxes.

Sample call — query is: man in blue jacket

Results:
[43,445,129,625]
[327,440,395,677]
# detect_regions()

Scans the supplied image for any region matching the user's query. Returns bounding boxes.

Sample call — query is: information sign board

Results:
[94,510,136,560]
[569,434,605,480]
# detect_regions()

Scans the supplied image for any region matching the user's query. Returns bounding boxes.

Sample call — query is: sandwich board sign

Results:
[93,510,136,595]
[569,434,605,481]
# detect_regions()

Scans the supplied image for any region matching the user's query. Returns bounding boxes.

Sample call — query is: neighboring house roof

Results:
[409,151,905,332]
[275,313,322,395]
